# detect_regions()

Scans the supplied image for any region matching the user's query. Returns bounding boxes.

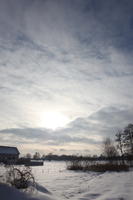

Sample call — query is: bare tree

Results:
[103,137,118,158]
[116,130,124,156]
[123,124,133,155]
[116,130,125,164]
[33,152,40,160]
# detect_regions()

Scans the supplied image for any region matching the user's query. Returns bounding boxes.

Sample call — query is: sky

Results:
[0,0,133,155]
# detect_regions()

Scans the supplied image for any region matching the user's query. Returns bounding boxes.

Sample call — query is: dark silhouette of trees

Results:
[115,124,133,156]
[115,130,124,156]
[103,137,118,158]
[25,153,32,159]
[123,124,133,155]
[33,152,41,160]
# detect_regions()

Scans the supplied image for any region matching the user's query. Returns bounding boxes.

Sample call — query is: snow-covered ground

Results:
[0,161,133,200]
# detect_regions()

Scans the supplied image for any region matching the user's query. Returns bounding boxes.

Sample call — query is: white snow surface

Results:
[0,161,133,200]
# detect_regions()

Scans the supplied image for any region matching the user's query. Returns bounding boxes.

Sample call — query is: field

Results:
[0,161,133,200]
[32,161,133,200]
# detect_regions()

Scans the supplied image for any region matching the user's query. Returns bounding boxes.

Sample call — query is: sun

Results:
[39,111,69,130]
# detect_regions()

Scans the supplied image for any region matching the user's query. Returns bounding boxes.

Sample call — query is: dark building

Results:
[0,146,20,164]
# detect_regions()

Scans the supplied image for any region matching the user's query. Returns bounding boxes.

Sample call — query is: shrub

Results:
[67,160,83,170]
[84,163,129,172]
[6,166,35,190]
[67,160,129,172]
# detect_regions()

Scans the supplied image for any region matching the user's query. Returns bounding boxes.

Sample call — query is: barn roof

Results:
[0,146,20,155]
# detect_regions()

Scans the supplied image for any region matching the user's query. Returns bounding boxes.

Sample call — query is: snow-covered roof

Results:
[0,146,20,155]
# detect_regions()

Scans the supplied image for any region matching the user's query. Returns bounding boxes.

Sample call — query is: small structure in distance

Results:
[0,146,20,164]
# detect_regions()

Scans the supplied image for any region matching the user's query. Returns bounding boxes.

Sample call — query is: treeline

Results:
[22,153,133,162]
[43,154,133,163]
[23,153,101,162]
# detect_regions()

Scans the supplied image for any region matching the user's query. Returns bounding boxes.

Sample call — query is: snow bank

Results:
[0,183,56,200]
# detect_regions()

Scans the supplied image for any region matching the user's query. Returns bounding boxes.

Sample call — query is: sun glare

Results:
[39,111,69,130]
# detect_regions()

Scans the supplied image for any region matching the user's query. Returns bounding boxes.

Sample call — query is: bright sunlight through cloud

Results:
[39,111,70,130]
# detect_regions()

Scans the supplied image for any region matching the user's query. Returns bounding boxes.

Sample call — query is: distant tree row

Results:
[25,152,42,160]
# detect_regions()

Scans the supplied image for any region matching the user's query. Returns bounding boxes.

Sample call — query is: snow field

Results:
[0,161,133,200]
[32,161,133,200]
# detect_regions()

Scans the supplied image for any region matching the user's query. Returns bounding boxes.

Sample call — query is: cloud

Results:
[0,105,133,151]
[69,105,133,136]
[0,0,133,154]
[0,126,101,146]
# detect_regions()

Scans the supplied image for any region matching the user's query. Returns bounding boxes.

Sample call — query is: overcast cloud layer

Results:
[0,0,133,155]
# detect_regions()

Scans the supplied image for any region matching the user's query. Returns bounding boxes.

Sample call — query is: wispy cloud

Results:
[0,0,133,154]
